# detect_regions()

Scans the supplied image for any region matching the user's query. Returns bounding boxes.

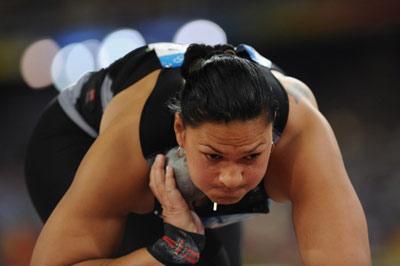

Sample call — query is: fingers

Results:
[149,154,167,204]
[165,165,187,210]
[190,210,205,235]
[149,154,188,211]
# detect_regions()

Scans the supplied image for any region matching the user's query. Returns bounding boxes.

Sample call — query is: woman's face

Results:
[175,114,273,205]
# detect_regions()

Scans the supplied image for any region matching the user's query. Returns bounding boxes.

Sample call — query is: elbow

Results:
[30,250,56,266]
[301,248,371,266]
[342,253,372,266]
[30,254,50,266]
[30,243,67,266]
[303,251,372,266]
[353,249,372,266]
[30,244,47,266]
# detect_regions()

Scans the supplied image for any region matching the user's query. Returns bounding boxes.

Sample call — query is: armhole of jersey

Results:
[148,43,188,68]
[269,70,289,143]
[236,44,273,68]
[139,69,184,161]
[108,46,161,95]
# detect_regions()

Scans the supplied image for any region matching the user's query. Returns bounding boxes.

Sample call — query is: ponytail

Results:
[168,43,278,127]
[181,44,236,80]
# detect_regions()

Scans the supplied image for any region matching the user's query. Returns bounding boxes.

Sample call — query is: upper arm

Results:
[31,117,153,265]
[286,109,371,265]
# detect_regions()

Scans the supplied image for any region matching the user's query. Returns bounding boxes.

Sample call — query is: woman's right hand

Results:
[149,154,205,235]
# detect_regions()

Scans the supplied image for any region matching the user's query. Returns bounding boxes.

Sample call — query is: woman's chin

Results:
[207,191,246,205]
[215,197,242,205]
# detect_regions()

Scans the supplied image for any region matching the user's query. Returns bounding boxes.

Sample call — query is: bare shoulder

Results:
[70,111,153,215]
[31,107,155,265]
[265,71,323,201]
[266,72,371,264]
[100,69,161,133]
[76,69,163,213]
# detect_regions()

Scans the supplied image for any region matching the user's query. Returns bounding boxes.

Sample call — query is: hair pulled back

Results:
[168,43,278,127]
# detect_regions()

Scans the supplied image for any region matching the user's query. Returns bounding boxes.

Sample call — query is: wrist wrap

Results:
[147,223,206,265]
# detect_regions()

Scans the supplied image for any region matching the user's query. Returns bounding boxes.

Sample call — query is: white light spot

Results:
[65,44,95,84]
[98,28,146,68]
[51,43,96,91]
[82,39,101,70]
[20,39,59,89]
[173,19,227,45]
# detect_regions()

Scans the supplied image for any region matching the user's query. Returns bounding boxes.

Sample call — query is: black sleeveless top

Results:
[72,43,289,228]
[74,43,288,157]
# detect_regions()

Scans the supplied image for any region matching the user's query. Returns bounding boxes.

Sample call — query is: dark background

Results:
[1,1,399,265]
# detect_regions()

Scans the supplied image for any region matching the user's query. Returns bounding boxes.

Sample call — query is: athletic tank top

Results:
[57,42,289,228]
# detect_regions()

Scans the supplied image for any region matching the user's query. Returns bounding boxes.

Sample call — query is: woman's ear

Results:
[174,112,186,147]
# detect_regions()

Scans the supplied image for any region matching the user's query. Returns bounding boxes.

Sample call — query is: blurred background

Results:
[1,0,400,265]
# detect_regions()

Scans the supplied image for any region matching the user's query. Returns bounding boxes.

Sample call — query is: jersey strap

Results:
[148,43,189,68]
[236,44,273,68]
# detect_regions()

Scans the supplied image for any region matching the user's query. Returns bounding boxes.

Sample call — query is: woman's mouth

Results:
[209,188,247,204]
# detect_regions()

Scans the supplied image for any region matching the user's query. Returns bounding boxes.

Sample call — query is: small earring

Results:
[213,202,218,211]
[177,146,185,158]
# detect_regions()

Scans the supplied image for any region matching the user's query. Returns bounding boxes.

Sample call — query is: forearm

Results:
[293,189,371,265]
[300,247,371,266]
[294,200,371,265]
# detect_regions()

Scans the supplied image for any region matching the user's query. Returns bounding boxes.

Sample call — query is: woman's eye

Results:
[244,153,260,161]
[206,154,222,161]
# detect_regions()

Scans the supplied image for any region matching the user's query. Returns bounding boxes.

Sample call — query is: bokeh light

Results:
[98,28,146,68]
[82,39,101,70]
[173,19,227,45]
[51,43,96,91]
[65,44,96,85]
[20,39,59,89]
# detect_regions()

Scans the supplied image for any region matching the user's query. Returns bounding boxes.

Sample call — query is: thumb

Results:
[190,210,205,235]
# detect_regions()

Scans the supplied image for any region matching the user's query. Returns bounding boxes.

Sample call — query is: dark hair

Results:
[168,43,278,127]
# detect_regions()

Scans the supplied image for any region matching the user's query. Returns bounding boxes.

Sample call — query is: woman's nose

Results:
[218,166,244,189]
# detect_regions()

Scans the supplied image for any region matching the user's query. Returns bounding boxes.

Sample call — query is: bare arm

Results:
[267,74,371,265]
[30,115,161,266]
[291,110,370,265]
